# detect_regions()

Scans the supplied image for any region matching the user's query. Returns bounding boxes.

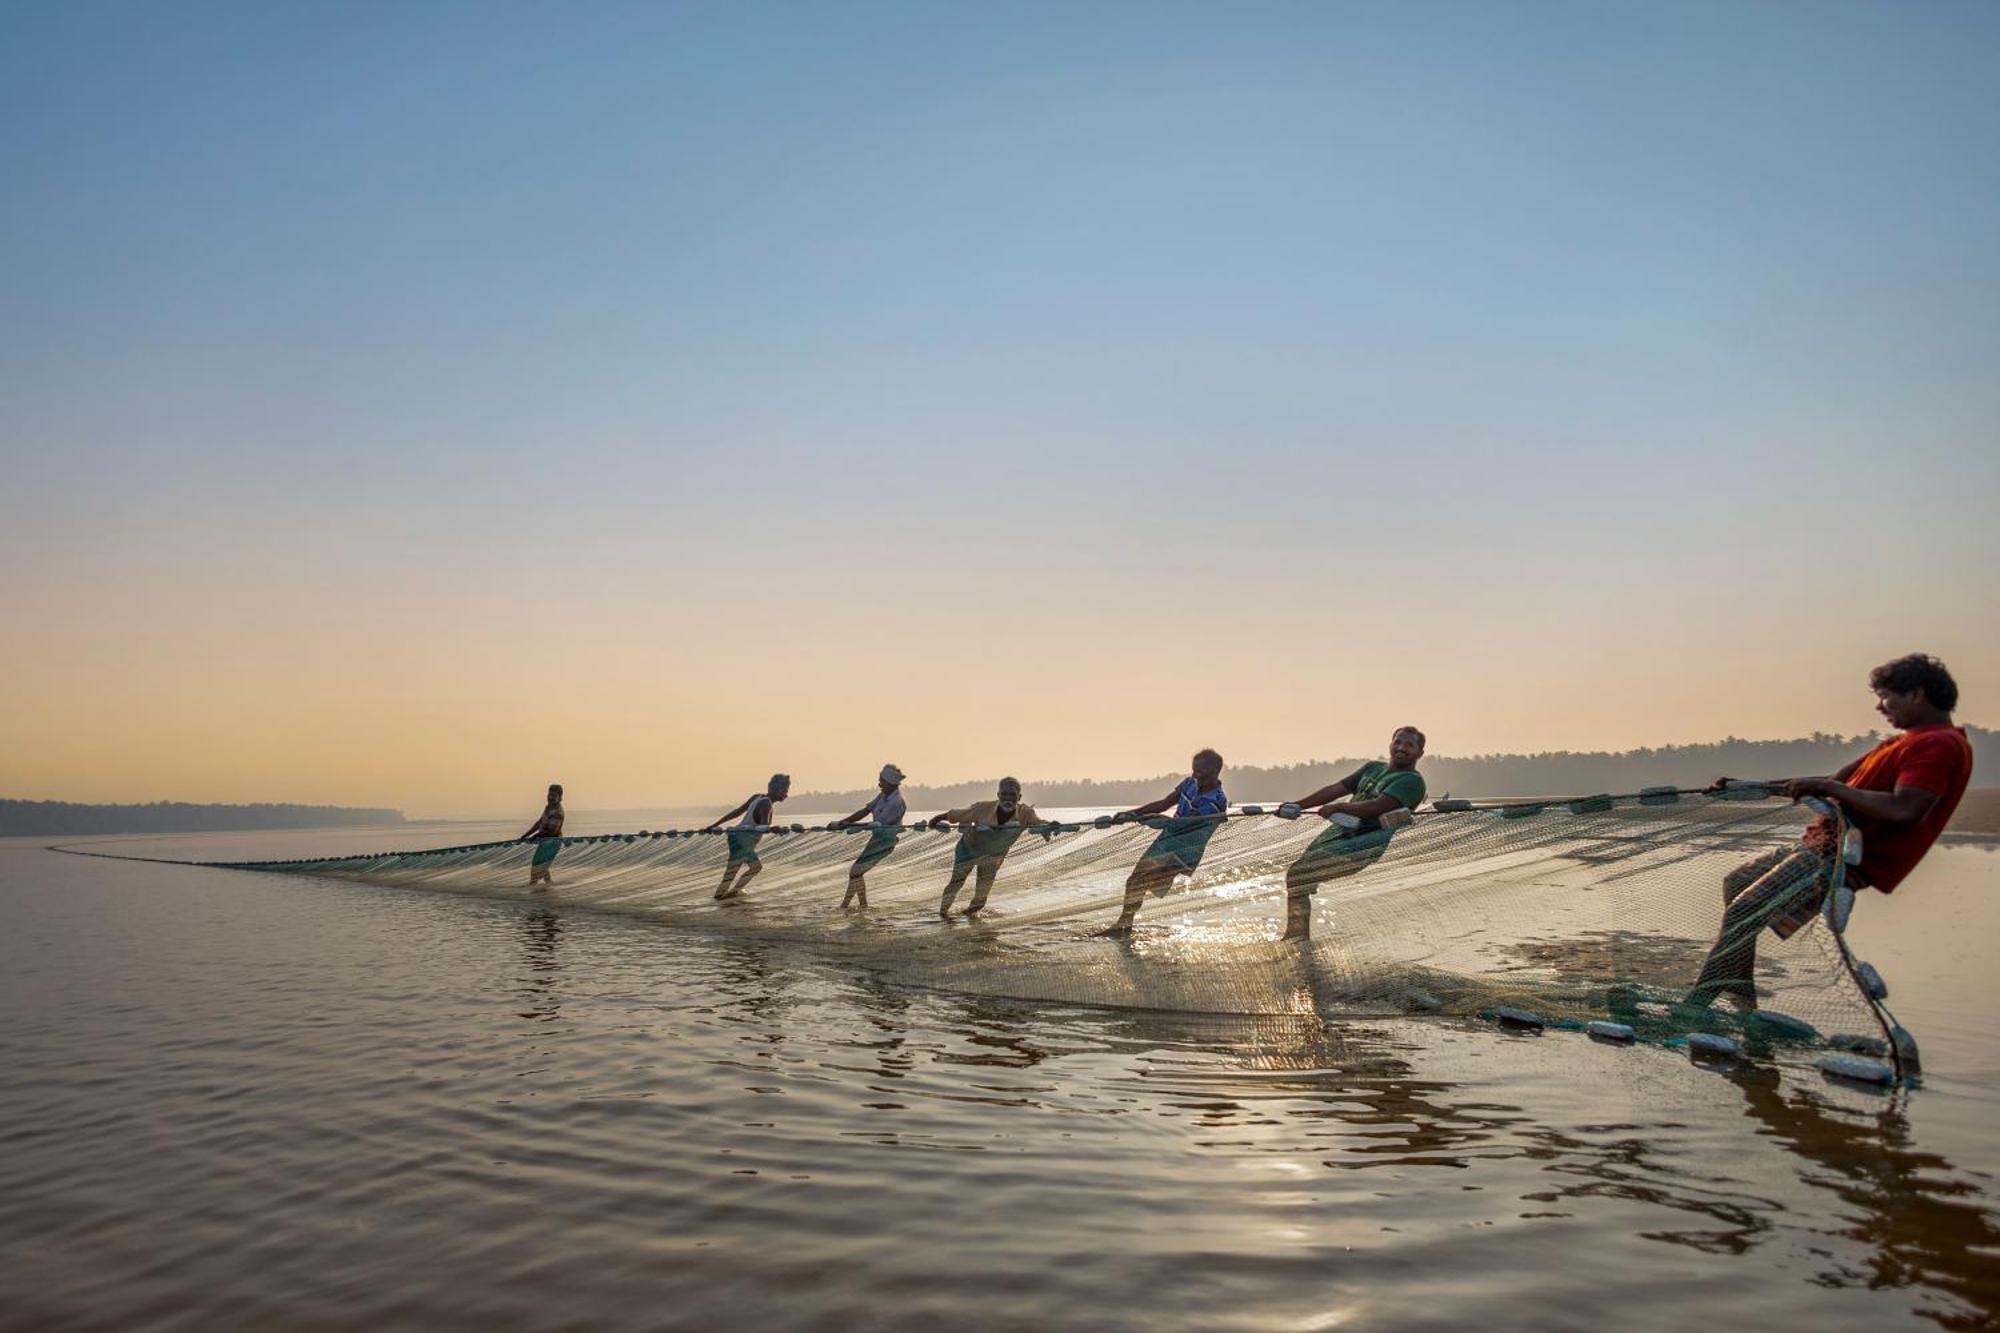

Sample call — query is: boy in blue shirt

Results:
[1101,748,1227,935]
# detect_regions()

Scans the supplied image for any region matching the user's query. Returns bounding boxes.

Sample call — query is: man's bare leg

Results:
[716,861,761,900]
[1103,862,1171,934]
[1687,902,1765,1008]
[1283,890,1313,940]
[963,862,1000,916]
[1686,850,1821,1008]
[841,874,868,909]
[938,867,971,918]
[1282,859,1323,939]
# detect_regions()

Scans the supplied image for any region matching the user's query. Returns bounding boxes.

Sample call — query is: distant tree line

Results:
[789,726,1997,813]
[2,800,407,837]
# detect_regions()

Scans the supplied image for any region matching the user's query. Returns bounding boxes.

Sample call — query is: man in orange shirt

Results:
[1688,654,1974,1008]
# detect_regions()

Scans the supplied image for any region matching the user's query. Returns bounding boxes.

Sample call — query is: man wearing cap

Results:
[1277,727,1428,940]
[928,776,1051,918]
[704,773,791,900]
[519,783,566,887]
[833,764,908,908]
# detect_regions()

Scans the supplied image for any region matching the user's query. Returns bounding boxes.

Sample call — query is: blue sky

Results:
[3,2,1995,812]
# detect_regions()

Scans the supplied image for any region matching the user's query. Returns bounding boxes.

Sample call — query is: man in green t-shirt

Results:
[1278,726,1428,940]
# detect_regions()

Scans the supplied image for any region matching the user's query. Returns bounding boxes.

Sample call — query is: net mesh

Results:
[169,788,1905,1067]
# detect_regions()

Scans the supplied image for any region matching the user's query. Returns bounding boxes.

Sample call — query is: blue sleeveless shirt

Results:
[1175,777,1228,818]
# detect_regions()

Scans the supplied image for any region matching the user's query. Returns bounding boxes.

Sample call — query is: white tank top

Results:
[737,795,769,828]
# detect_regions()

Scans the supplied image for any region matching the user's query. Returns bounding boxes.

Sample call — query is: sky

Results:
[3,1,1996,817]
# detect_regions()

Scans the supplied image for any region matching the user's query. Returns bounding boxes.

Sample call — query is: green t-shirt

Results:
[1350,761,1426,830]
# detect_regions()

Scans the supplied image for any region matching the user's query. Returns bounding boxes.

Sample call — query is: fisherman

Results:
[928,776,1051,918]
[832,764,908,908]
[1101,749,1228,935]
[1688,654,1973,1008]
[1278,727,1428,940]
[703,773,791,900]
[518,783,566,886]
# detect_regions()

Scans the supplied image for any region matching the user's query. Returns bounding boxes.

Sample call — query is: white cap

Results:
[880,763,905,785]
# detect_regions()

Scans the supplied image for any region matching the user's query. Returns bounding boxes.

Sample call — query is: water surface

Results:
[2,830,1995,1330]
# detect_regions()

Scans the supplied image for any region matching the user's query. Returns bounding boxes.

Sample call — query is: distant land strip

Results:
[12,727,1992,838]
[768,726,1998,825]
[2,800,406,837]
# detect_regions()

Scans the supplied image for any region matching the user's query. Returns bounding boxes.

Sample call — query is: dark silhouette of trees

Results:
[1,800,405,837]
[789,726,1996,813]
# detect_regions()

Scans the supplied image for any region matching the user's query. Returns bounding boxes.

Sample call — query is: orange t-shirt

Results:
[1841,725,1974,892]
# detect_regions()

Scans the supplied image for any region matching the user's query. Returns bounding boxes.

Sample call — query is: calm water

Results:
[3,827,1996,1331]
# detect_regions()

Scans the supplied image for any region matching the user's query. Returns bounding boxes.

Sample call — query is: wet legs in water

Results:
[1282,883,1313,940]
[938,859,1002,918]
[714,858,761,900]
[1281,855,1333,941]
[1103,860,1176,935]
[528,838,559,889]
[1686,849,1826,1008]
[842,829,898,909]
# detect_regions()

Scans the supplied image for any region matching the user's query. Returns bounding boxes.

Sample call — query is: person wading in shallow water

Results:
[1688,654,1973,1009]
[1100,749,1228,936]
[1278,726,1428,941]
[929,776,1051,919]
[832,764,908,909]
[704,774,791,900]
[519,783,565,886]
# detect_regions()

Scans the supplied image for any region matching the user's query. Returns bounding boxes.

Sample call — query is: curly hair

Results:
[1393,726,1427,749]
[1869,654,1958,711]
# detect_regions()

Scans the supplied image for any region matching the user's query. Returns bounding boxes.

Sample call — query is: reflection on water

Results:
[1727,1066,2000,1325]
[1,841,1996,1330]
[516,907,563,1021]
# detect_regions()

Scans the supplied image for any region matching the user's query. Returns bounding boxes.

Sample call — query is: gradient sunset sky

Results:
[4,2,1995,817]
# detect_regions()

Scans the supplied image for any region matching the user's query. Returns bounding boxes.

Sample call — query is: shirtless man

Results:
[1278,727,1428,940]
[704,774,791,900]
[519,783,566,886]
[928,776,1050,918]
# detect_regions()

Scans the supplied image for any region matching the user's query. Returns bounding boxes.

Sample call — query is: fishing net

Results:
[157,786,1912,1076]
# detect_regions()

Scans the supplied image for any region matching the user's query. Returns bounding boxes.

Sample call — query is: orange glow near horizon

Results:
[6,542,1991,818]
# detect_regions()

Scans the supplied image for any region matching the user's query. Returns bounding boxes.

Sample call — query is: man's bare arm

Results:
[1290,779,1355,808]
[1117,791,1182,820]
[1726,754,1866,791]
[1786,778,1939,828]
[703,799,752,832]
[1319,794,1406,819]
